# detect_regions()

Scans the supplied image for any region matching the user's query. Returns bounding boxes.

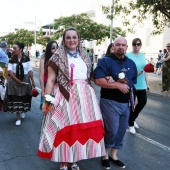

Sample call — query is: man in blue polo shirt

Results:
[93,36,137,169]
[0,41,9,78]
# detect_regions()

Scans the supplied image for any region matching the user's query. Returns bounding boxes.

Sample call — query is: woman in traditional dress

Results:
[39,40,58,109]
[7,42,35,126]
[38,27,105,170]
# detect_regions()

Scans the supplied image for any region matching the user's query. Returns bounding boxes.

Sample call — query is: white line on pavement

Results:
[127,130,170,152]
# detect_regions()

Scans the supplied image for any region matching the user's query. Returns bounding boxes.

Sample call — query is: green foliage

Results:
[53,13,126,44]
[102,0,170,34]
[0,29,34,46]
[0,28,52,47]
[36,28,52,46]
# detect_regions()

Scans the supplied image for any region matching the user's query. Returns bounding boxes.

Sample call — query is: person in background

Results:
[89,48,95,72]
[159,48,168,74]
[86,49,90,57]
[38,27,105,170]
[39,41,58,109]
[155,50,163,75]
[0,41,9,79]
[7,42,36,126]
[93,36,137,169]
[161,43,170,92]
[7,48,12,58]
[41,49,46,57]
[126,38,149,134]
[102,51,106,58]
[105,43,114,56]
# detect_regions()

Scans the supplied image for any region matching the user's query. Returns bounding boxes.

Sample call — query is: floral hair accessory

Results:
[44,94,55,112]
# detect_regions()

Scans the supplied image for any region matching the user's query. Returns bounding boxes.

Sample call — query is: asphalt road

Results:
[0,68,170,170]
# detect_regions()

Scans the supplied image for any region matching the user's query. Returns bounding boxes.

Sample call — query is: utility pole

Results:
[110,0,114,43]
[34,16,37,67]
[34,16,36,60]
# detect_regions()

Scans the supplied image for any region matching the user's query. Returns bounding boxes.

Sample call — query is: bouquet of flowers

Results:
[44,94,55,112]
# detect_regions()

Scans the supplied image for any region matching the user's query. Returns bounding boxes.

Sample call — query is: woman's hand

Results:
[147,84,150,91]
[42,103,48,115]
[41,91,45,99]
[16,79,22,85]
[32,82,36,88]
[105,76,115,84]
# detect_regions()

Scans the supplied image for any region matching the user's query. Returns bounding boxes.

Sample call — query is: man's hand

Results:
[117,83,130,94]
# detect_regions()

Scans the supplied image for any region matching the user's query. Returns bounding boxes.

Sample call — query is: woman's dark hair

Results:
[106,43,113,56]
[132,38,142,45]
[16,42,25,52]
[44,40,58,65]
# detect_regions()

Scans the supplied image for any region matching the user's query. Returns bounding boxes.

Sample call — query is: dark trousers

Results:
[129,89,147,126]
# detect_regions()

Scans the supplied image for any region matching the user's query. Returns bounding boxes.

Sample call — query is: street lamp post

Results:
[34,16,36,60]
[110,0,114,44]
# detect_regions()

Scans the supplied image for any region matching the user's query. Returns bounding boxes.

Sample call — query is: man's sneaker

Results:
[109,156,125,169]
[129,126,136,134]
[134,121,139,129]
[20,113,25,119]
[101,159,110,169]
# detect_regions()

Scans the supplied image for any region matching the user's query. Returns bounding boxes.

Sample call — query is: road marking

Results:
[127,130,170,152]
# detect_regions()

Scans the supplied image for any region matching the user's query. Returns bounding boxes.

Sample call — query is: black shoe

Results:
[109,156,125,169]
[101,159,110,169]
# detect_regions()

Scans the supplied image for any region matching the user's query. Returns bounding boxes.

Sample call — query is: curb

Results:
[147,91,170,99]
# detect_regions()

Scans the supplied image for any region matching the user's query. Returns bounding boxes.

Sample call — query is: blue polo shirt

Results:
[93,54,137,103]
[0,48,9,64]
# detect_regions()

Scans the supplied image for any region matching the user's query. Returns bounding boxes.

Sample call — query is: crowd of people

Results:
[0,27,170,170]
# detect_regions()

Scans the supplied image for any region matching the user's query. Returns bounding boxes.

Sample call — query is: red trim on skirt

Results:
[38,120,105,159]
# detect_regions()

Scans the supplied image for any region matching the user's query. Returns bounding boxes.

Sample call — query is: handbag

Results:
[144,63,154,73]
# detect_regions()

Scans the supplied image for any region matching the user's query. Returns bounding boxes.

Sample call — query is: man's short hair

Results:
[0,41,8,48]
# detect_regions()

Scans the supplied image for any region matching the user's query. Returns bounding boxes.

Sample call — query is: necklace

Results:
[66,49,79,58]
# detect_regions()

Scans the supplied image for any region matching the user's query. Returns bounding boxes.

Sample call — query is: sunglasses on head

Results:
[132,43,141,46]
[51,46,57,49]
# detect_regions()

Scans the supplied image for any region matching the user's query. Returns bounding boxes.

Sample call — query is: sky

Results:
[0,0,102,36]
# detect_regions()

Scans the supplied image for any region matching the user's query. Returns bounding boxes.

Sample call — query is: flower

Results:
[45,94,55,104]
[43,94,55,112]
[118,72,125,79]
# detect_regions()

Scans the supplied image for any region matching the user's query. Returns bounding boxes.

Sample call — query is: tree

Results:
[0,28,52,47]
[0,29,34,47]
[102,0,170,34]
[53,13,126,44]
[36,28,52,46]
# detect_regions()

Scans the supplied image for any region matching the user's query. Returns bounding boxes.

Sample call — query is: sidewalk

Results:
[30,57,170,98]
[146,72,170,98]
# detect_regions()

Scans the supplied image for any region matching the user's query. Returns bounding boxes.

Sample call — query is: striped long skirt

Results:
[38,80,105,162]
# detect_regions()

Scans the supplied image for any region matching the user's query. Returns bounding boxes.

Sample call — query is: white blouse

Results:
[8,61,33,74]
[68,54,87,80]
